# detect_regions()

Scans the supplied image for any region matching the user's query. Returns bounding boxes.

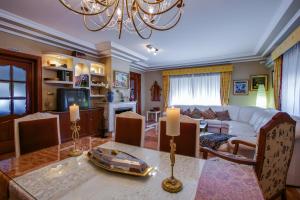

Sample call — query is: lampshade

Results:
[256,84,267,108]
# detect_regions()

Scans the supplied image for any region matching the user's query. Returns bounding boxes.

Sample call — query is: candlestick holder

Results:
[69,120,82,157]
[162,136,183,193]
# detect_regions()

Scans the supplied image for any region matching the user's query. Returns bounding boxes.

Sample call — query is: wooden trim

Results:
[200,147,257,165]
[162,64,233,76]
[271,26,300,60]
[231,139,256,154]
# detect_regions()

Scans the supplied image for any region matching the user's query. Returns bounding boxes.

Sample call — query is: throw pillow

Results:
[191,108,202,118]
[181,108,192,117]
[216,110,231,121]
[201,108,216,119]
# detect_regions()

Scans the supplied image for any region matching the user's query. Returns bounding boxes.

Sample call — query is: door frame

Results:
[0,48,43,116]
[130,71,141,114]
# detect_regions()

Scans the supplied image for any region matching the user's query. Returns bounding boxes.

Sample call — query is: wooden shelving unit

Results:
[43,66,73,72]
[44,80,73,85]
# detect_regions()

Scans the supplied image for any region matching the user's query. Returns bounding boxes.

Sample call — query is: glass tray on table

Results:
[87,147,153,177]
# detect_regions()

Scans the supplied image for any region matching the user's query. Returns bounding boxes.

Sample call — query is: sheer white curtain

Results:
[168,73,221,106]
[281,43,300,116]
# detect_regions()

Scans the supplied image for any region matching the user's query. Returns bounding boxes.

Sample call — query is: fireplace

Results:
[115,107,132,114]
[108,102,137,132]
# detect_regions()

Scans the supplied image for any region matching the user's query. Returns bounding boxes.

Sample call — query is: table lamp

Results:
[69,104,82,157]
[162,107,183,193]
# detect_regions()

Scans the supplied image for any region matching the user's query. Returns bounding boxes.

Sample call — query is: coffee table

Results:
[199,120,208,134]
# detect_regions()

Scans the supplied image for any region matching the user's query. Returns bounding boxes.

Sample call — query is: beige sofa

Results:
[177,105,300,186]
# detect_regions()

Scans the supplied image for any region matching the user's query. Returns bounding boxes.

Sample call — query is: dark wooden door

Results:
[130,72,141,114]
[0,49,42,157]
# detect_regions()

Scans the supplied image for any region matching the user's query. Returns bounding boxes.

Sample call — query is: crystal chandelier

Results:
[59,0,185,39]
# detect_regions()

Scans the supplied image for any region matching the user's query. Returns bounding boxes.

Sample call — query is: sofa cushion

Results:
[224,121,256,137]
[249,111,264,126]
[216,110,231,121]
[201,108,216,119]
[237,106,261,123]
[223,105,240,121]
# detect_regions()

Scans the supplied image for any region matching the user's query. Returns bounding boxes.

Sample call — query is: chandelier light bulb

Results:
[117,8,122,16]
[149,7,154,14]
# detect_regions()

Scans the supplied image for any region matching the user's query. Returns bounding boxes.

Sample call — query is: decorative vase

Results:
[107,91,114,102]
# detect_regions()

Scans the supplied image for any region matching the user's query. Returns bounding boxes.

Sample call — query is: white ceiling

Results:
[0,0,299,69]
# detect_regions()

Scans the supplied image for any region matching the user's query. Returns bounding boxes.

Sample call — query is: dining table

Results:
[0,137,264,200]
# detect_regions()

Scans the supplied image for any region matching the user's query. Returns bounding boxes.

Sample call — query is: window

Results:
[168,73,221,106]
[0,65,28,116]
[281,43,300,116]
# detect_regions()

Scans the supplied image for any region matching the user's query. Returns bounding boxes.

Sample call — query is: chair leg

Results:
[281,189,287,200]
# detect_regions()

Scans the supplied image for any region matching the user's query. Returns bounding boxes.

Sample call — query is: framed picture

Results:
[250,75,268,91]
[114,71,129,88]
[233,80,249,95]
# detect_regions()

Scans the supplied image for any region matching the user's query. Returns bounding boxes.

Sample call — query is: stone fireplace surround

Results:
[108,101,137,132]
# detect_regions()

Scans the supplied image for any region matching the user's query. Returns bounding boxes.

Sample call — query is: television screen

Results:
[57,88,90,111]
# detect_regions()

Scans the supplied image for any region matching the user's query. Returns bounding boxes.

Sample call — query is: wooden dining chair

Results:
[115,111,145,147]
[159,115,200,157]
[14,112,61,157]
[201,112,296,200]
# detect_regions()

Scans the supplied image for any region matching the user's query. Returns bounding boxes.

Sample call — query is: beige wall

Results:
[144,71,164,112]
[230,61,274,107]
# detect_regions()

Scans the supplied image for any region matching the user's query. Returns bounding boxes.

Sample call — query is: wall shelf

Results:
[43,66,73,72]
[90,72,105,77]
[90,94,106,98]
[44,80,73,85]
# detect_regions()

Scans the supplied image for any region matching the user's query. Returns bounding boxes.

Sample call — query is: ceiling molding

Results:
[146,55,265,71]
[262,8,300,56]
[254,0,293,54]
[0,9,101,58]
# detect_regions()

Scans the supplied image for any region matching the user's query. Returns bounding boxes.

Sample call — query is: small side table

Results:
[146,111,161,122]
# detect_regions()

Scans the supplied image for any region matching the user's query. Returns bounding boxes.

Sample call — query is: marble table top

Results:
[0,138,264,200]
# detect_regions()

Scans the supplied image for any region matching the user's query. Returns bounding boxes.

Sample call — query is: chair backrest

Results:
[255,112,296,200]
[115,111,145,147]
[159,115,200,157]
[14,112,61,157]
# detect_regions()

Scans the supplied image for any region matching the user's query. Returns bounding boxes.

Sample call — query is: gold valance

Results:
[162,64,233,76]
[272,26,300,60]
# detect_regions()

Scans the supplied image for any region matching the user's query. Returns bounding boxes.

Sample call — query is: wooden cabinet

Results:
[51,108,105,143]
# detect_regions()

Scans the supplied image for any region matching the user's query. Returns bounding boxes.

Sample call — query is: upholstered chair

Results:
[14,112,61,157]
[159,115,200,157]
[115,111,145,147]
[201,112,296,200]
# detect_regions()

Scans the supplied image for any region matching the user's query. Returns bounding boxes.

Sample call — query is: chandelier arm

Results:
[125,0,132,20]
[136,0,183,16]
[136,7,182,31]
[58,0,115,16]
[95,0,117,7]
[118,0,125,39]
[131,6,152,39]
[83,0,120,31]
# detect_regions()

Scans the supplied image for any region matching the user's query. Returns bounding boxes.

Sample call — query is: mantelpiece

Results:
[108,101,137,132]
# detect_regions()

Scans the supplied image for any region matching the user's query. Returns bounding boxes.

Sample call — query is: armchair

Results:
[201,112,296,200]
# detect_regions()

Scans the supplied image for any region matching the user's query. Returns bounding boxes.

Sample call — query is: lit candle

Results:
[69,104,80,122]
[166,107,180,136]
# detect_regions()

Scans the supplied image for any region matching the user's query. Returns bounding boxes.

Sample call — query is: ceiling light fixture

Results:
[59,0,185,39]
[146,44,158,55]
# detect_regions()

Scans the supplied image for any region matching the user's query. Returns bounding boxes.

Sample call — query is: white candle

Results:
[166,107,180,136]
[69,104,80,122]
